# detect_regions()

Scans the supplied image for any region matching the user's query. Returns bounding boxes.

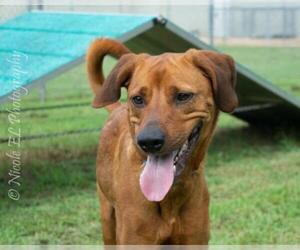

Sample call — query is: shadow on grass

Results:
[208,124,300,167]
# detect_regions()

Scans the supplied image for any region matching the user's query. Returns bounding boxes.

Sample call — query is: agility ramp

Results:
[0,11,299,125]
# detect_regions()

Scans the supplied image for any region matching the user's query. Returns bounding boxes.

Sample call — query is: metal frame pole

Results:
[208,0,214,46]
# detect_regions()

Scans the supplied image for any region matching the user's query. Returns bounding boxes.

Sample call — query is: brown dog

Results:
[86,38,238,245]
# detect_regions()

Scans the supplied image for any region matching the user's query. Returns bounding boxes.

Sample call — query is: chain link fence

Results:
[0,5,27,24]
[214,6,300,39]
[1,2,300,44]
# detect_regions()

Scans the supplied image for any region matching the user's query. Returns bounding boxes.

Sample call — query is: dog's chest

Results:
[156,211,191,244]
[156,200,185,238]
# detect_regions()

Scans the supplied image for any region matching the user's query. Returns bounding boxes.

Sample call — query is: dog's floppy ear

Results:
[92,53,136,108]
[190,49,238,113]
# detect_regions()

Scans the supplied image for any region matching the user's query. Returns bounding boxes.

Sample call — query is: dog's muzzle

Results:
[139,121,203,202]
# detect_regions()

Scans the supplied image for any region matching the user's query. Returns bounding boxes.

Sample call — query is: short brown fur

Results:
[86,38,238,245]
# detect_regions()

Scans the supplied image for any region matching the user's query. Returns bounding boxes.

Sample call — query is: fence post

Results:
[208,0,214,46]
[39,83,47,103]
[27,0,32,11]
[37,0,43,10]
[249,9,255,38]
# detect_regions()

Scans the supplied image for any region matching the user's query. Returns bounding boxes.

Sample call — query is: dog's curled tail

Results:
[86,38,130,112]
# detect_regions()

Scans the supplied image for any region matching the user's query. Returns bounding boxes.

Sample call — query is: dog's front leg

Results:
[98,186,116,244]
[115,209,170,245]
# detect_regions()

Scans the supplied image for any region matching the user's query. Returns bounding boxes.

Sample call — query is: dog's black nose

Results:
[137,126,165,154]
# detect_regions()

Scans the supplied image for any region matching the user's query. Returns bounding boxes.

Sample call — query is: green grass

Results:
[207,122,300,244]
[0,46,299,244]
[217,46,300,97]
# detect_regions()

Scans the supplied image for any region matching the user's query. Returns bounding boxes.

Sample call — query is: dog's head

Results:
[89,41,238,202]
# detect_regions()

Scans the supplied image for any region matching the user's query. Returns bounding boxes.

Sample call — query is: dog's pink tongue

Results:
[140,154,175,202]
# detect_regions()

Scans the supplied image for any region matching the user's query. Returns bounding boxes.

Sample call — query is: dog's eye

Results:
[175,92,194,104]
[131,95,145,107]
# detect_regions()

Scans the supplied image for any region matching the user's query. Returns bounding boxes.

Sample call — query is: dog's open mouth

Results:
[139,122,203,202]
